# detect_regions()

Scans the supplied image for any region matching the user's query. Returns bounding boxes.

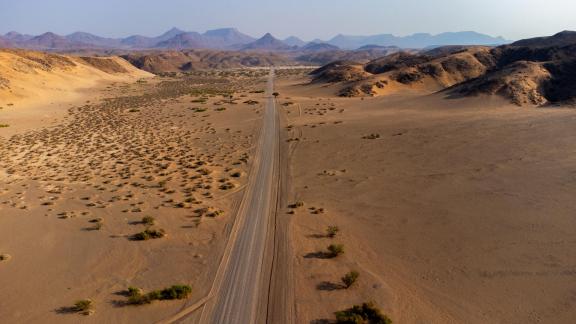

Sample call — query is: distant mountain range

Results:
[0,28,510,51]
[239,33,295,51]
[325,31,508,49]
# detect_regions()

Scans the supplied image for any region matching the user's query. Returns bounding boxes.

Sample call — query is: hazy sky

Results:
[1,0,575,41]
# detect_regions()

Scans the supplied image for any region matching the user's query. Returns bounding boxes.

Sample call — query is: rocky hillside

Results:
[121,50,296,74]
[296,46,402,65]
[311,31,576,105]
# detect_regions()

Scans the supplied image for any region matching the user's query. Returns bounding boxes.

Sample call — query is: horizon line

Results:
[1,27,514,42]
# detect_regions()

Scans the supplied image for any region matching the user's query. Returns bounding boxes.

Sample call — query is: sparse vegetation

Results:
[272,92,280,98]
[142,216,155,226]
[341,271,359,288]
[126,285,192,305]
[335,302,392,324]
[0,254,11,261]
[311,207,325,214]
[198,168,212,175]
[207,209,224,217]
[327,244,344,258]
[127,286,143,298]
[195,207,224,217]
[72,299,94,315]
[326,226,340,238]
[0,124,9,128]
[362,133,380,140]
[132,228,166,241]
[88,218,103,230]
[219,182,235,190]
[289,201,304,209]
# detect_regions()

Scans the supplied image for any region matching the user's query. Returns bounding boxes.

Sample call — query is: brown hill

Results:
[511,30,576,48]
[310,61,370,83]
[296,46,402,65]
[313,47,494,97]
[448,61,551,105]
[121,50,296,74]
[312,31,576,105]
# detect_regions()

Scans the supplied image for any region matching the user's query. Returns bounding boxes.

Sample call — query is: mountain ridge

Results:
[0,28,510,51]
[311,31,576,106]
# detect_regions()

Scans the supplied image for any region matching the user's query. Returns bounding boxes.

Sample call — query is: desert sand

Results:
[3,48,576,324]
[0,58,271,323]
[276,73,576,323]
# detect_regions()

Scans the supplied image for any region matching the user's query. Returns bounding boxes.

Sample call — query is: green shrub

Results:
[127,286,143,297]
[87,218,103,231]
[288,201,304,209]
[0,124,9,128]
[128,295,152,305]
[132,228,165,241]
[342,271,359,288]
[362,134,380,140]
[327,244,344,258]
[73,299,94,315]
[159,285,192,300]
[206,209,224,218]
[335,302,392,324]
[126,285,192,306]
[219,182,235,190]
[326,226,340,238]
[142,216,155,226]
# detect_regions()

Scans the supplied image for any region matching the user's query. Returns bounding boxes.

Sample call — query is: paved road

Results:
[200,69,280,323]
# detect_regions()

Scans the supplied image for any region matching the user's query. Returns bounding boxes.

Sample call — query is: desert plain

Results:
[1,40,576,324]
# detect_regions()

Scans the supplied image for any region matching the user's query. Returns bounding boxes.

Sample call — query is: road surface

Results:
[201,68,281,323]
[159,69,290,324]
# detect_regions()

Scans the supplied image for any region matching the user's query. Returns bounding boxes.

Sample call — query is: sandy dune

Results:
[0,49,151,106]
